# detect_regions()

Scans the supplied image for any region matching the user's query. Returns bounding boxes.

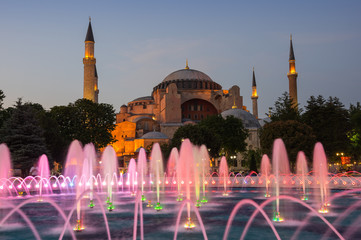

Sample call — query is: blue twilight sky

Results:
[1,1,360,118]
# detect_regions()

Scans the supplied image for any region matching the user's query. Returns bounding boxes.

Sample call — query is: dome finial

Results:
[185,59,189,69]
[89,16,91,22]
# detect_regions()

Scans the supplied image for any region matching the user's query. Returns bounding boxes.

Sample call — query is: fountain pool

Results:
[1,139,361,239]
[1,187,361,239]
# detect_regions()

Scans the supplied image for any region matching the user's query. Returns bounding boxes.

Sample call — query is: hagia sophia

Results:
[82,20,298,170]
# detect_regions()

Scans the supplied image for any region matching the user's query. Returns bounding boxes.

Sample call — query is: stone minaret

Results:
[287,34,298,108]
[83,18,99,103]
[251,67,258,119]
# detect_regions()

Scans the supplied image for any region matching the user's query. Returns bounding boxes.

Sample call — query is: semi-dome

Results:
[132,96,153,102]
[140,131,169,139]
[221,108,261,129]
[162,68,213,83]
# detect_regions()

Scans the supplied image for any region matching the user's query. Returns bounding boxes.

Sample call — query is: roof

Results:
[221,108,261,129]
[132,96,153,102]
[85,21,95,42]
[140,131,169,139]
[162,68,213,83]
[258,117,271,127]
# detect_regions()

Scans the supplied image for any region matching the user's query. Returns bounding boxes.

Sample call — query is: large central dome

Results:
[162,68,213,83]
[153,65,222,92]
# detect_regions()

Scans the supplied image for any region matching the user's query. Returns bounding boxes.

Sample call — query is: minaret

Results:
[287,34,298,108]
[83,17,99,103]
[251,67,258,119]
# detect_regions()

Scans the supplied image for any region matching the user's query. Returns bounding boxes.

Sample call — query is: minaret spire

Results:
[85,17,95,42]
[251,67,258,119]
[289,34,295,61]
[287,34,298,109]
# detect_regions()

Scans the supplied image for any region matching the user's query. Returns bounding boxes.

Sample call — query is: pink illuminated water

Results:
[167,147,178,178]
[313,142,329,211]
[150,143,164,204]
[296,151,308,199]
[83,143,96,202]
[199,145,210,200]
[260,154,271,197]
[0,143,12,181]
[63,140,84,221]
[178,139,195,218]
[219,156,229,195]
[137,148,147,197]
[101,145,118,202]
[128,158,137,194]
[272,139,290,213]
[63,140,83,180]
[37,154,50,198]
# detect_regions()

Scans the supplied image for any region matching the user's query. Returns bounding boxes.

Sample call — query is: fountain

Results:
[296,151,309,201]
[199,145,210,203]
[127,158,137,195]
[178,139,196,229]
[219,156,229,196]
[0,144,11,197]
[260,154,271,197]
[272,138,290,222]
[101,145,118,211]
[37,154,50,200]
[137,148,147,202]
[83,143,96,208]
[1,138,361,239]
[313,142,330,213]
[150,143,164,211]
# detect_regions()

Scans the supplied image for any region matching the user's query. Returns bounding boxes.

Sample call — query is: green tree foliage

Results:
[171,124,221,158]
[199,115,248,159]
[269,92,301,122]
[302,96,350,159]
[242,149,262,172]
[0,99,48,175]
[348,102,361,160]
[171,115,248,166]
[26,103,68,163]
[0,90,11,128]
[50,99,116,149]
[260,120,316,170]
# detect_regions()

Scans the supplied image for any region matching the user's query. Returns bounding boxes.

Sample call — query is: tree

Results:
[171,115,248,166]
[269,92,301,122]
[302,95,350,159]
[0,90,10,129]
[50,99,117,149]
[242,149,262,172]
[200,115,248,160]
[171,124,221,158]
[0,99,48,175]
[26,103,68,164]
[348,102,361,161]
[260,120,316,170]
